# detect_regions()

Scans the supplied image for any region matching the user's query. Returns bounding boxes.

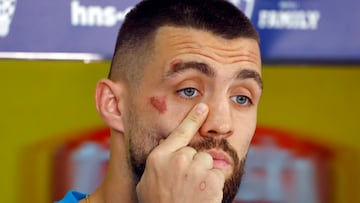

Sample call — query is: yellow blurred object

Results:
[0,60,359,203]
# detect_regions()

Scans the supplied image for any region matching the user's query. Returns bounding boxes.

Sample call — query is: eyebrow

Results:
[165,61,215,78]
[235,69,263,90]
[164,61,263,90]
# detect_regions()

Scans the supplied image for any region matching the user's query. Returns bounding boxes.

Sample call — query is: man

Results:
[58,0,262,202]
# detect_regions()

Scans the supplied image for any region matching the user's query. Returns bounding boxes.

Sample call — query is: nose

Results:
[199,99,234,138]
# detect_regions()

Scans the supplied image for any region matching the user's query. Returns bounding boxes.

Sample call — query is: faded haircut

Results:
[108,0,259,87]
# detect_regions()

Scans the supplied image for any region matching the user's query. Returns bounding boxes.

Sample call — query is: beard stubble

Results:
[126,107,246,203]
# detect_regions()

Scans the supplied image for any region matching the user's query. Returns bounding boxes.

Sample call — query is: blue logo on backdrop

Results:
[0,0,359,62]
[70,0,132,27]
[0,0,17,38]
[229,0,256,19]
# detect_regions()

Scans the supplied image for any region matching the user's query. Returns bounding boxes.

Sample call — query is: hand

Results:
[136,103,225,203]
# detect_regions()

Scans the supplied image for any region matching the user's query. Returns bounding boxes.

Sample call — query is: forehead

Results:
[152,26,261,69]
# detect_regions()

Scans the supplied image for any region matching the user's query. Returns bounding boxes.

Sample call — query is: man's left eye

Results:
[177,88,200,99]
[231,95,252,106]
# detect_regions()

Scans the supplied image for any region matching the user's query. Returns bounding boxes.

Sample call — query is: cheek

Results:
[231,136,251,158]
[150,96,167,114]
[232,120,257,156]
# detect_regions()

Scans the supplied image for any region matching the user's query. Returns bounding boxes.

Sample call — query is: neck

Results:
[84,132,138,203]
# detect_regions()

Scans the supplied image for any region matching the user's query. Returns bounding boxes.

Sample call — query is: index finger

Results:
[157,103,209,153]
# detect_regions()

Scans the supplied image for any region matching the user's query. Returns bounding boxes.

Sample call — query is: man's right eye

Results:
[176,88,200,99]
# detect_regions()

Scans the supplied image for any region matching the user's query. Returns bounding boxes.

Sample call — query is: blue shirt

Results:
[55,191,87,203]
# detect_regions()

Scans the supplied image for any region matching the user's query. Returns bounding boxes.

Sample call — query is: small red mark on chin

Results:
[150,96,167,114]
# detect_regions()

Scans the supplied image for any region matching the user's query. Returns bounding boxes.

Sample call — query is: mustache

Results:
[188,137,240,167]
[189,137,245,203]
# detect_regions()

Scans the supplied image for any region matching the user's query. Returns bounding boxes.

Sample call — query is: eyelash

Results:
[177,87,253,106]
[176,87,201,99]
[230,95,253,106]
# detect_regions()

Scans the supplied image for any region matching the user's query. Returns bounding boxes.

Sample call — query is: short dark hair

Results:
[108,0,259,85]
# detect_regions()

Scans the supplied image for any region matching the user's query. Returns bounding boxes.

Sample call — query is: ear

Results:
[95,79,126,133]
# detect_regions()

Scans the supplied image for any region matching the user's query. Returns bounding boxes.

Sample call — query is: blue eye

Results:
[177,88,200,99]
[231,95,252,106]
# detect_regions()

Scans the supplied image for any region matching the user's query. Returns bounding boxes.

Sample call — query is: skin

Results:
[83,26,262,203]
[133,26,262,176]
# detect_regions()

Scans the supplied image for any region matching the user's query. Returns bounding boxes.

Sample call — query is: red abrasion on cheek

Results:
[150,96,167,114]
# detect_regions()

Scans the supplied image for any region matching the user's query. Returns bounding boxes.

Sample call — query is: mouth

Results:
[207,149,233,170]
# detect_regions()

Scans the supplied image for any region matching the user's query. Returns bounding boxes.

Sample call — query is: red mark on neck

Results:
[150,96,167,114]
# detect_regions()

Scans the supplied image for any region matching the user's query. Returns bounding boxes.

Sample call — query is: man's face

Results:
[123,26,262,202]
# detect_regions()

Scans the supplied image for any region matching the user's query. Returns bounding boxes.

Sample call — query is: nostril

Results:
[208,130,217,134]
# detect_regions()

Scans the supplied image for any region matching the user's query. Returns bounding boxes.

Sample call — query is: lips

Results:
[207,150,233,170]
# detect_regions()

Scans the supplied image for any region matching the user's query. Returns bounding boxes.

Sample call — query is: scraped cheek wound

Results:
[150,96,167,114]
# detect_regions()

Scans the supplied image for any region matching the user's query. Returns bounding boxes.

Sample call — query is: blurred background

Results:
[1,0,359,203]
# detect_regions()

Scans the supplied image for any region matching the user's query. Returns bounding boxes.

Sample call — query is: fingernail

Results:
[195,103,207,115]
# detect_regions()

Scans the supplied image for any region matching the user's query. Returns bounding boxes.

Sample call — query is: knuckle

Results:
[192,153,212,168]
[197,151,212,161]
[189,158,202,170]
[172,127,187,139]
[188,113,199,123]
[172,147,196,167]
[172,152,191,167]
[147,149,162,165]
[171,128,193,146]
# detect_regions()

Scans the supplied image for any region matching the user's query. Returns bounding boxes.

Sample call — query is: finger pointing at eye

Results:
[157,103,209,153]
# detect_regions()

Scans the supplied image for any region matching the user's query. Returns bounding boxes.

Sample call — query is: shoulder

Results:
[55,190,87,203]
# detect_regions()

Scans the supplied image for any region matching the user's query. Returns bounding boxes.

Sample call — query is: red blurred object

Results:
[52,128,110,201]
[233,127,333,203]
[52,127,333,203]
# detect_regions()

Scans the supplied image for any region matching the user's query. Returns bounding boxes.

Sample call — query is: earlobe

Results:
[95,79,126,133]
